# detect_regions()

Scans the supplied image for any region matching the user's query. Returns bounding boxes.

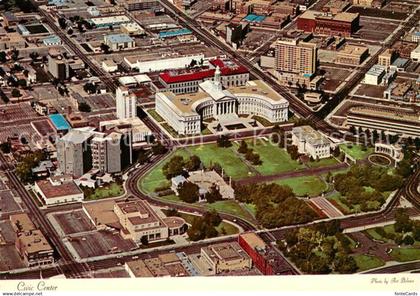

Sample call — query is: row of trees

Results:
[235,183,317,228]
[237,141,262,165]
[278,221,358,274]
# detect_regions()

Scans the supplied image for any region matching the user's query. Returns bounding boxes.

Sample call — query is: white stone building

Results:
[155,69,289,135]
[116,87,137,119]
[291,125,331,159]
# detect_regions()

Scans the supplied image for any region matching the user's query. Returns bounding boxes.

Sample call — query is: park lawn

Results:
[215,222,240,235]
[274,175,328,197]
[353,254,385,272]
[186,144,252,179]
[339,144,373,160]
[327,192,353,214]
[306,157,339,168]
[365,224,397,243]
[139,150,190,194]
[206,200,255,221]
[243,203,257,217]
[85,183,124,200]
[390,248,420,262]
[239,139,304,175]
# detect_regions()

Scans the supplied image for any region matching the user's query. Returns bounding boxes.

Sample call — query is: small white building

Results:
[364,64,386,85]
[292,125,331,159]
[102,60,118,73]
[33,176,84,206]
[104,34,135,51]
[374,143,404,164]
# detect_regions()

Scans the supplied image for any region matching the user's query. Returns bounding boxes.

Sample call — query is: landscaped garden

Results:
[339,144,373,160]
[352,254,385,272]
[83,183,124,200]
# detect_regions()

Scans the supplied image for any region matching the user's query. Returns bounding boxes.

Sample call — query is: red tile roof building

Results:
[158,58,250,94]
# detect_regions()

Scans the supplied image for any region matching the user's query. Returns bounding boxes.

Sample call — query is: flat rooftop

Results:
[300,10,359,22]
[292,125,330,146]
[202,242,249,263]
[35,179,82,199]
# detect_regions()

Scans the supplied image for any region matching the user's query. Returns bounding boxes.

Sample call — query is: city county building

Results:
[346,106,420,138]
[10,213,54,267]
[104,34,135,51]
[335,44,369,65]
[364,64,386,85]
[274,38,317,76]
[297,10,360,37]
[155,71,289,135]
[124,54,205,74]
[200,242,252,275]
[33,176,84,206]
[159,58,250,94]
[292,125,331,159]
[171,170,234,201]
[114,200,187,244]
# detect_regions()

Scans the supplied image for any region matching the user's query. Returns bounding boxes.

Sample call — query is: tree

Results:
[162,155,185,179]
[137,149,149,165]
[0,142,11,153]
[349,126,356,135]
[11,88,21,98]
[0,51,6,63]
[58,17,67,29]
[152,142,168,155]
[100,43,111,54]
[78,102,91,113]
[205,184,223,203]
[10,48,19,62]
[333,253,358,274]
[287,145,299,160]
[178,181,199,203]
[237,140,248,154]
[217,135,232,148]
[394,209,412,233]
[83,82,97,94]
[402,235,414,246]
[185,155,201,171]
[140,235,148,245]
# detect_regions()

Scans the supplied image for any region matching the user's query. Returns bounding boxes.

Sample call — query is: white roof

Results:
[199,80,234,101]
[134,74,151,83]
[118,76,137,85]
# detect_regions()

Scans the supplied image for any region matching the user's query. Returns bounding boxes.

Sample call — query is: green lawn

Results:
[238,139,304,175]
[306,157,339,168]
[174,212,239,236]
[147,109,164,123]
[353,254,385,272]
[139,150,190,194]
[186,144,252,179]
[243,203,257,217]
[365,224,396,243]
[84,183,124,200]
[391,248,420,262]
[274,175,328,197]
[206,200,255,221]
[339,144,373,160]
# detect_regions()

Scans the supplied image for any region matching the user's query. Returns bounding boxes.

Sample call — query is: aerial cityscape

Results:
[0,0,419,281]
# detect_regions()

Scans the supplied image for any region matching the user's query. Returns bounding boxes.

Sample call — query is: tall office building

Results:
[274,39,317,76]
[116,87,137,119]
[56,128,95,177]
[48,54,70,80]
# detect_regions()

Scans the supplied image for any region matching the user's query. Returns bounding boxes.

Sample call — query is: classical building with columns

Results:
[155,68,289,135]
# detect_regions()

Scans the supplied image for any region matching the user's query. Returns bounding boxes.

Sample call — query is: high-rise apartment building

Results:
[116,87,137,119]
[274,38,317,76]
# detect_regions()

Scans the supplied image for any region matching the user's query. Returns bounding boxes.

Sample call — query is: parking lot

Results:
[321,67,353,93]
[355,18,399,42]
[53,210,96,236]
[69,230,137,259]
